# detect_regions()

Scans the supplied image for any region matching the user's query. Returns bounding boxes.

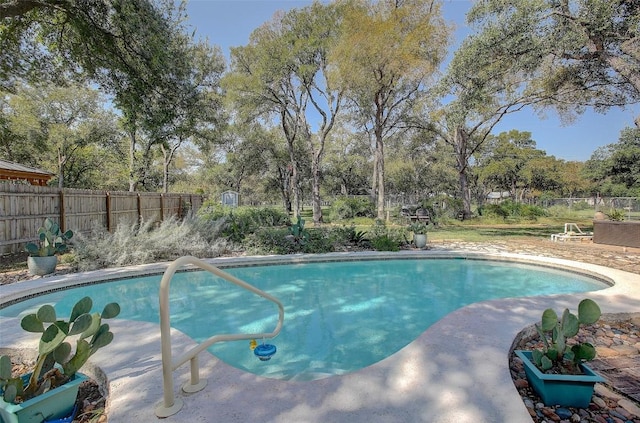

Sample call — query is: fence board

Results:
[0,182,205,254]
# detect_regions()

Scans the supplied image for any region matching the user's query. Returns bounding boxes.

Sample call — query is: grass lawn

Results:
[427,225,570,242]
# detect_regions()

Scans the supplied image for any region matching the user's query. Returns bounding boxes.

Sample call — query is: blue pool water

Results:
[0,259,607,381]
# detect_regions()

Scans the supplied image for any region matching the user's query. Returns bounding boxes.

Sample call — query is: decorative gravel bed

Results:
[510,315,640,423]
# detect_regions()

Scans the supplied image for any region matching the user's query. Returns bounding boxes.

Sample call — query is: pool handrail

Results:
[155,255,285,418]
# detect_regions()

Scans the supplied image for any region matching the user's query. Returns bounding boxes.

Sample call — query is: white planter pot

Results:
[27,256,58,276]
[413,234,427,249]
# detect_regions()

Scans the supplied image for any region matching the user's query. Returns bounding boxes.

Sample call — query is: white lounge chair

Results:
[550,223,593,242]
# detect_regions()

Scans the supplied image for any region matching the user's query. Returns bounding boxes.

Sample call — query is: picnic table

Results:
[401,207,430,223]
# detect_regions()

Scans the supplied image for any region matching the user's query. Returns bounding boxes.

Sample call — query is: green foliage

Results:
[0,297,120,403]
[246,227,333,255]
[586,127,640,194]
[408,221,428,234]
[245,224,375,255]
[345,227,370,247]
[368,220,406,252]
[329,197,375,220]
[483,201,546,221]
[199,204,290,242]
[72,216,230,271]
[466,0,640,123]
[24,218,74,257]
[531,299,601,374]
[370,235,400,252]
[570,201,592,211]
[544,205,581,220]
[605,209,625,221]
[287,215,310,245]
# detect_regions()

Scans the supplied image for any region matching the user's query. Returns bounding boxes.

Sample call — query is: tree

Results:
[331,0,450,219]
[226,13,305,214]
[3,83,120,188]
[585,127,640,195]
[285,2,345,223]
[153,40,226,193]
[476,130,545,201]
[467,0,640,127]
[225,2,344,222]
[1,0,190,106]
[430,6,559,218]
[323,124,372,196]
[2,0,220,193]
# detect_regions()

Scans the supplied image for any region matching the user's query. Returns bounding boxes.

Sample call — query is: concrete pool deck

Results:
[1,249,639,423]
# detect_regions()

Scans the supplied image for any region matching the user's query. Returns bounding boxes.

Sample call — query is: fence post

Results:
[106,192,112,232]
[59,190,66,232]
[137,193,142,224]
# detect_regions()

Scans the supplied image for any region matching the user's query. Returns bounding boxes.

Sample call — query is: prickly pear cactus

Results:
[24,218,74,257]
[0,296,120,402]
[532,298,601,372]
[0,355,22,403]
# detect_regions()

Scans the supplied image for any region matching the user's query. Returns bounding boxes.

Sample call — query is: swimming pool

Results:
[0,258,607,381]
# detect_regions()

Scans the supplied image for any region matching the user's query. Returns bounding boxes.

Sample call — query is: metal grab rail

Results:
[155,256,284,418]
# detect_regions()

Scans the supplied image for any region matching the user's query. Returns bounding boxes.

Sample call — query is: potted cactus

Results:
[24,218,73,276]
[515,298,604,408]
[0,297,120,423]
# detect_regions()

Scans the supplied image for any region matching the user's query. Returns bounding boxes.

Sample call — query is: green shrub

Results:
[483,201,546,220]
[605,209,625,221]
[326,225,371,250]
[198,204,290,242]
[571,201,592,211]
[367,220,406,251]
[245,227,336,254]
[545,205,580,219]
[329,197,375,221]
[370,235,399,251]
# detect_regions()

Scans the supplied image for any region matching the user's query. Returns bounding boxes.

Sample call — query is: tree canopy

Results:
[467,0,640,126]
[332,0,450,218]
[1,0,194,118]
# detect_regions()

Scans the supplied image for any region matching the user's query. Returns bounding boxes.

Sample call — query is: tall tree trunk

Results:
[128,131,137,192]
[281,110,300,217]
[289,157,300,217]
[454,127,472,218]
[161,144,170,194]
[374,94,385,220]
[279,166,292,214]
[311,154,323,224]
[376,135,385,220]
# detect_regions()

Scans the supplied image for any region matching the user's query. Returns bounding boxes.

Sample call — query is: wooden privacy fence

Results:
[0,183,206,254]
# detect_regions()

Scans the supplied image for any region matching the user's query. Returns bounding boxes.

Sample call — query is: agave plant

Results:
[0,297,120,403]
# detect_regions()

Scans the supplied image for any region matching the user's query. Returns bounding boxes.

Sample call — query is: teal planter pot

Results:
[0,372,88,423]
[515,350,604,408]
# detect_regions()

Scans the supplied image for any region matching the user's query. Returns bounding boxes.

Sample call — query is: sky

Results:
[183,0,639,162]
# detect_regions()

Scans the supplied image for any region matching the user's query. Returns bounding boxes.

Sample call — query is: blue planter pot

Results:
[515,350,604,408]
[0,372,88,423]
